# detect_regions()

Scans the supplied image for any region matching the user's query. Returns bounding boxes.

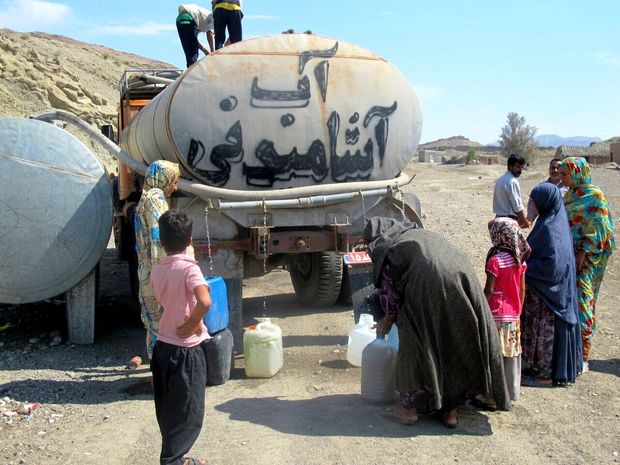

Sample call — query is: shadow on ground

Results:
[243,293,351,320]
[0,369,154,405]
[589,358,619,377]
[0,297,144,371]
[215,394,494,438]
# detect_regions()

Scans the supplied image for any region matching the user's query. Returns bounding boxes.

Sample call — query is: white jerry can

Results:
[346,313,376,367]
[243,320,283,378]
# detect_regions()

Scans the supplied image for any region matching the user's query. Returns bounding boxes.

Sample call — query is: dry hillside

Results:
[419,135,484,150]
[0,29,175,169]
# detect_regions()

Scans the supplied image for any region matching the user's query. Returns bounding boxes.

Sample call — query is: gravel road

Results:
[1,159,618,465]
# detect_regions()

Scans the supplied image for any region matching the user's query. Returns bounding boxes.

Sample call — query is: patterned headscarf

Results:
[487,217,531,264]
[560,156,591,187]
[143,160,180,193]
[560,157,615,254]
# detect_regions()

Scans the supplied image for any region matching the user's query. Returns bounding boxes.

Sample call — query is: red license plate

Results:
[343,251,371,264]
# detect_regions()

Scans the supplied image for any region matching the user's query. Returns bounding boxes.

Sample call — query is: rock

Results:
[59,84,81,103]
[47,86,82,113]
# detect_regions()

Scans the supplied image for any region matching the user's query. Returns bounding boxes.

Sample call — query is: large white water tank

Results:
[120,34,422,190]
[0,117,113,304]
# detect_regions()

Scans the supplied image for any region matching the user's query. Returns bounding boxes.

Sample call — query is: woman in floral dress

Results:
[559,157,615,371]
[134,160,181,360]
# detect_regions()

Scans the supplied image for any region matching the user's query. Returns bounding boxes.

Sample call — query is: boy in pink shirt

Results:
[150,209,211,465]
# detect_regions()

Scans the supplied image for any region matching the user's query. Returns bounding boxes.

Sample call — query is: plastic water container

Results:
[244,320,283,378]
[361,335,398,404]
[387,323,399,350]
[346,313,376,367]
[204,276,229,335]
[205,328,234,385]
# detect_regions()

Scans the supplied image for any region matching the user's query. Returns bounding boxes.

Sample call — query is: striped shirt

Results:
[485,251,527,322]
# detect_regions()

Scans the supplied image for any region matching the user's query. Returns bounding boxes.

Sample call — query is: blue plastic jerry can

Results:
[203,276,229,335]
[387,323,399,350]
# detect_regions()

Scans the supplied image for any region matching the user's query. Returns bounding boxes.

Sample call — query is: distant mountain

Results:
[536,135,602,148]
[419,136,482,150]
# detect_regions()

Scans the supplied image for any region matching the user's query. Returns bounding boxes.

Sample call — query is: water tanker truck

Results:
[0,34,423,347]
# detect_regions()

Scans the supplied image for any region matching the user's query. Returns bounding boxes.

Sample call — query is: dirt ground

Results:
[1,159,618,465]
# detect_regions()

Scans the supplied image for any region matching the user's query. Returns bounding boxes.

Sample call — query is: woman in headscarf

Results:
[521,183,581,386]
[484,218,530,401]
[134,160,181,360]
[366,217,510,429]
[559,157,615,371]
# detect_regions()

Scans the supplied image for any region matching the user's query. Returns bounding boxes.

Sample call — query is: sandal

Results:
[441,410,459,429]
[521,376,553,387]
[380,408,418,426]
[183,458,207,465]
[470,396,497,412]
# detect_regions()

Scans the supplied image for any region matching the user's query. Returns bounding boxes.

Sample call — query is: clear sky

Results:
[1,0,618,144]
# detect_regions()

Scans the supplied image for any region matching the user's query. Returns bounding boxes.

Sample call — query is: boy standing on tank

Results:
[150,209,212,465]
[177,3,215,67]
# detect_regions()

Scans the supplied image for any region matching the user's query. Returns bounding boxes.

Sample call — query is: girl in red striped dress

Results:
[484,218,531,402]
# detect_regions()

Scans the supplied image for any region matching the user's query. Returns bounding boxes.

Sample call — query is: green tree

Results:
[499,112,539,163]
[466,149,477,165]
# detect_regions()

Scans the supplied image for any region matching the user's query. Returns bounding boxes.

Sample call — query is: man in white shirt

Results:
[176,4,215,67]
[493,154,530,228]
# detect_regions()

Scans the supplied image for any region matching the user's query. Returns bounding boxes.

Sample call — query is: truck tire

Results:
[288,252,343,307]
[336,266,353,306]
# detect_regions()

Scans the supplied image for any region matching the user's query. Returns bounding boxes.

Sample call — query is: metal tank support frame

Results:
[66,268,97,344]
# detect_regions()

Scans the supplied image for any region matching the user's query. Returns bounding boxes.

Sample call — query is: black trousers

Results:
[214,8,243,49]
[152,341,207,465]
[177,20,199,67]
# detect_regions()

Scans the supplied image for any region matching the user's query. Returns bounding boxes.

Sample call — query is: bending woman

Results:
[365,218,510,429]
[521,183,581,386]
[134,160,181,360]
[559,157,615,371]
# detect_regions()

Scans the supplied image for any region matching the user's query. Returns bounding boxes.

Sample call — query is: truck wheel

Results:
[336,266,353,306]
[288,252,343,307]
